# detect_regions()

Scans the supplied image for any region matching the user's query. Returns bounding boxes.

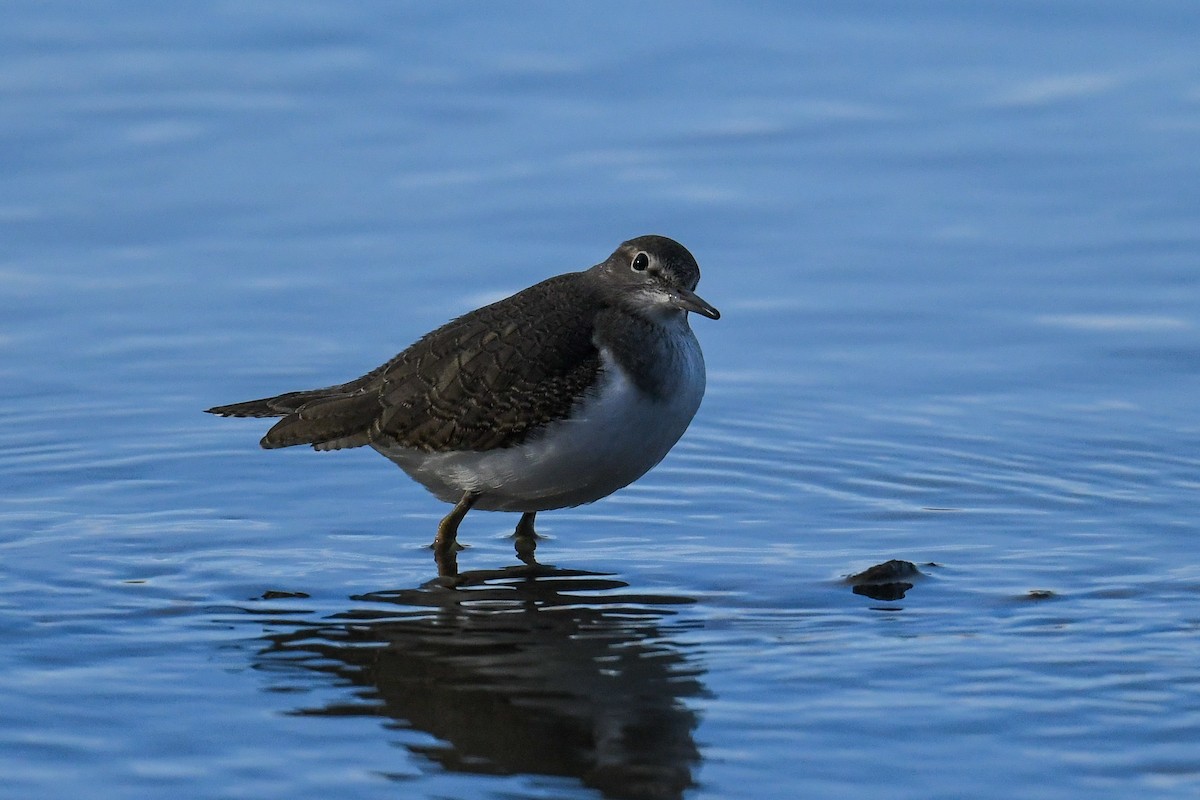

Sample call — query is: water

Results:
[3,2,1200,798]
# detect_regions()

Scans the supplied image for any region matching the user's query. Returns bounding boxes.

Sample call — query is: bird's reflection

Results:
[251,561,707,800]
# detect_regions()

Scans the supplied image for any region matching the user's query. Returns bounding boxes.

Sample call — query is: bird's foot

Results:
[430,491,479,556]
[513,511,541,540]
[434,547,459,578]
[512,511,540,564]
[428,537,466,552]
[514,533,538,565]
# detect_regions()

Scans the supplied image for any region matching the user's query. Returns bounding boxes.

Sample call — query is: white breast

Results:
[376,316,706,512]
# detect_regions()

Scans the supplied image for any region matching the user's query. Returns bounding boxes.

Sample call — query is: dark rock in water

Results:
[258,589,311,600]
[846,559,923,601]
[847,559,922,584]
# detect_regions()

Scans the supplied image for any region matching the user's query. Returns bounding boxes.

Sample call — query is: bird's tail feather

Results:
[205,389,325,418]
[259,392,379,450]
[206,388,380,451]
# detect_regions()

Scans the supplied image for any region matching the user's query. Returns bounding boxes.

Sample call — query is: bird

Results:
[206,235,719,564]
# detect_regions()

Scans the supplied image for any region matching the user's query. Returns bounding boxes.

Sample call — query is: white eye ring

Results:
[631,252,650,272]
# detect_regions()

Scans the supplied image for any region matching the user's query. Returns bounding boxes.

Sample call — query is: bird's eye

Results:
[631,252,650,272]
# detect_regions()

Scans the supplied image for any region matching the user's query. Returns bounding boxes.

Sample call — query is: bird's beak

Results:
[671,286,721,320]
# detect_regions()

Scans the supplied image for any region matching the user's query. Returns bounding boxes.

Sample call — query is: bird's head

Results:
[595,235,720,322]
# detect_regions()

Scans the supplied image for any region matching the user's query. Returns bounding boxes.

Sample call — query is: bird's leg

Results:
[514,511,538,564]
[432,491,479,554]
[514,511,539,539]
[434,546,459,579]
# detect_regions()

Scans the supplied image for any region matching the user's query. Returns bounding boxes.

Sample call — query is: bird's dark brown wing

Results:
[210,273,605,453]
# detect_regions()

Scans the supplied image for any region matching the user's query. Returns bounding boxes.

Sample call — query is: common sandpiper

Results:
[207,235,719,570]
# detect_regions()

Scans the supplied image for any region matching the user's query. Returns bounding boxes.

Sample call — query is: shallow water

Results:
[4,2,1200,799]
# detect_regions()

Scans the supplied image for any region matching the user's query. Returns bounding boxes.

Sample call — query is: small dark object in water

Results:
[847,559,922,584]
[259,590,311,600]
[846,559,923,601]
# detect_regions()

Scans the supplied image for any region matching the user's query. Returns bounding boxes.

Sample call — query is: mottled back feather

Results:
[207,273,605,453]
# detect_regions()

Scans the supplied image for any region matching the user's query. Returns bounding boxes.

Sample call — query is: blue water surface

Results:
[3,2,1200,799]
